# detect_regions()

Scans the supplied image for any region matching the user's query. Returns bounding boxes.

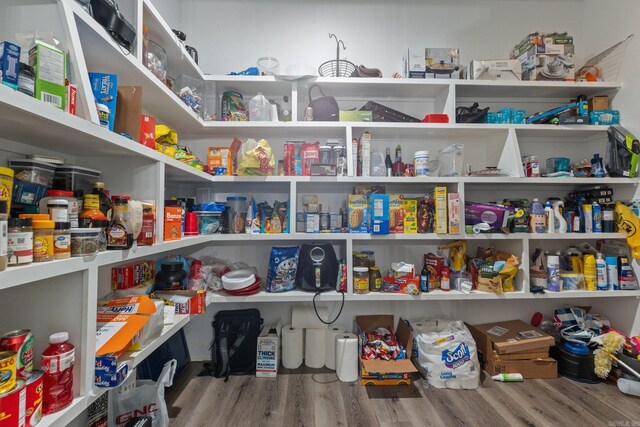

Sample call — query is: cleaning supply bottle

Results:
[584,254,597,291]
[547,254,560,291]
[552,200,567,233]
[596,253,608,290]
[606,256,618,290]
[530,199,546,233]
[592,201,602,233]
[492,373,524,382]
[583,204,593,233]
[544,201,554,233]
[591,153,605,177]
[248,92,271,121]
[618,256,638,290]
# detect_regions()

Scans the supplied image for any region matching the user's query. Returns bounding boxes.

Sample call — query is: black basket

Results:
[360,101,420,123]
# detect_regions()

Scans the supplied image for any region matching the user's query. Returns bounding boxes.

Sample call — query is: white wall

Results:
[149,0,183,29]
[179,0,586,77]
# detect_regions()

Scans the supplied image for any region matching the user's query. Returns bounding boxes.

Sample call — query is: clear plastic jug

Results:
[248,92,271,121]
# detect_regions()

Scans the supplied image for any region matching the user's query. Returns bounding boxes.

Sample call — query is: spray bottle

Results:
[584,254,597,290]
[530,199,546,234]
[592,201,602,233]
[552,200,567,233]
[596,253,608,290]
[583,204,593,233]
[547,253,561,291]
[544,201,554,233]
[606,256,618,290]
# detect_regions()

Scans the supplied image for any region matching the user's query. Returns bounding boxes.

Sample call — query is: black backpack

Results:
[203,309,262,381]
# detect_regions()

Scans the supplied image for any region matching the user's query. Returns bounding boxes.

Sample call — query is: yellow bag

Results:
[237,139,275,176]
[155,124,178,145]
[615,201,640,258]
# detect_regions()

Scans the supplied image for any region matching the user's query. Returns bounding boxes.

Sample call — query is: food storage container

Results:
[53,165,101,193]
[437,144,464,177]
[144,39,167,82]
[9,159,56,186]
[175,75,204,116]
[196,211,223,235]
[70,228,100,257]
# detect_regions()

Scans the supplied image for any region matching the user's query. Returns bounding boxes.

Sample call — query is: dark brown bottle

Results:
[92,182,112,217]
[392,145,404,177]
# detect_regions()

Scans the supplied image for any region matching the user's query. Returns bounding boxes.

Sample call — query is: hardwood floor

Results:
[165,363,640,427]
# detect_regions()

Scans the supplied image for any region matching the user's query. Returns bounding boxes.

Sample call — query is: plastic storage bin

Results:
[9,159,57,186]
[437,144,464,177]
[53,165,102,192]
[175,75,204,117]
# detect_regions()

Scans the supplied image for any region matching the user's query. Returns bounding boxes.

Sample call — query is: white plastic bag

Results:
[413,319,481,389]
[108,360,177,427]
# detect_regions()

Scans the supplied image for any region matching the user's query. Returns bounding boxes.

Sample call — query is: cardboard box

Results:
[66,83,77,115]
[96,313,150,359]
[358,131,371,177]
[425,48,460,79]
[340,111,372,122]
[589,96,609,111]
[0,41,20,89]
[389,194,404,234]
[89,72,118,129]
[111,260,155,290]
[406,48,426,78]
[164,206,182,241]
[348,195,369,233]
[468,59,521,81]
[467,320,554,355]
[353,185,386,195]
[208,147,233,174]
[139,115,156,149]
[94,359,130,388]
[434,187,447,234]
[382,276,420,295]
[402,199,417,234]
[256,322,281,378]
[355,315,417,385]
[30,41,66,110]
[305,213,319,233]
[513,44,575,81]
[154,290,206,315]
[448,193,460,234]
[114,86,143,141]
[485,357,557,379]
[370,194,389,235]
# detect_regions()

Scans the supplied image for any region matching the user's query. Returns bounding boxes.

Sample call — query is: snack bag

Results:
[615,201,640,258]
[237,139,276,176]
[497,251,520,293]
[267,246,300,292]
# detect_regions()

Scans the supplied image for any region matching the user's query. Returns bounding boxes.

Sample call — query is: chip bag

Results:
[237,139,276,176]
[615,201,640,258]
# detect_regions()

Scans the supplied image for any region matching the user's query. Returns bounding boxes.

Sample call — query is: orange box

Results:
[139,115,156,149]
[164,206,182,241]
[155,290,206,315]
[207,147,233,175]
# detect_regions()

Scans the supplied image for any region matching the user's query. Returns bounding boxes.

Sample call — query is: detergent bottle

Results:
[592,201,603,233]
[584,254,597,291]
[544,201,554,233]
[551,200,567,233]
[530,199,546,233]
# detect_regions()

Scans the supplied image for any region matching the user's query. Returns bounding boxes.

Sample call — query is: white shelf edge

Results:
[40,395,87,427]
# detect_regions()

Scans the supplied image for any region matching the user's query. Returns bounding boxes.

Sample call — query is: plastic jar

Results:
[369,267,382,292]
[32,220,54,262]
[0,200,7,271]
[319,146,332,164]
[40,190,79,228]
[414,150,430,176]
[353,266,370,294]
[70,228,100,257]
[53,222,71,260]
[47,199,69,223]
[8,218,32,266]
[0,167,14,212]
[91,219,109,252]
[155,261,187,290]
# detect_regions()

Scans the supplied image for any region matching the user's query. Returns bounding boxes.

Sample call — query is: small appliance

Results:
[296,243,339,292]
[606,125,640,177]
[90,0,136,50]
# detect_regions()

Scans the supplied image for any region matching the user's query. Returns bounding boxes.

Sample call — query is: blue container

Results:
[0,41,20,90]
[89,72,118,131]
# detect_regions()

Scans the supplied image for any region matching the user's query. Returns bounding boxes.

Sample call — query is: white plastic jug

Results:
[370,150,386,176]
[248,92,271,121]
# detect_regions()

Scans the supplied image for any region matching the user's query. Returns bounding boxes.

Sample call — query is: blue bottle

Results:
[593,202,602,233]
[591,154,605,178]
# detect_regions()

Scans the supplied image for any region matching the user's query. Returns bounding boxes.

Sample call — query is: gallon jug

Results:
[370,151,386,176]
[248,92,271,121]
[42,332,75,414]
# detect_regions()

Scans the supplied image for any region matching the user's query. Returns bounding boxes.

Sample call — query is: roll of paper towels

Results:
[292,306,328,329]
[304,328,326,368]
[336,333,358,382]
[324,326,345,370]
[281,325,304,369]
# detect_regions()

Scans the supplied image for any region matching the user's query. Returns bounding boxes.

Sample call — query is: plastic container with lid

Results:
[47,199,69,223]
[53,165,101,193]
[227,196,247,234]
[42,332,74,414]
[70,228,100,257]
[155,261,187,290]
[33,220,54,262]
[0,167,14,211]
[19,213,50,221]
[353,253,369,268]
[0,200,7,271]
[414,150,430,176]
[8,218,32,266]
[9,159,56,186]
[353,266,370,294]
[360,250,375,268]
[53,222,71,260]
[319,146,333,164]
[39,190,80,228]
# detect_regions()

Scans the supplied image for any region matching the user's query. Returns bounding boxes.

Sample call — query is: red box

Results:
[422,114,449,123]
[155,290,206,315]
[111,260,155,290]
[66,83,77,116]
[139,115,156,149]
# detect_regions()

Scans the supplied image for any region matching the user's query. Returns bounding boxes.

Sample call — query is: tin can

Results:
[1,330,34,378]
[25,371,43,427]
[0,351,17,394]
[0,378,26,427]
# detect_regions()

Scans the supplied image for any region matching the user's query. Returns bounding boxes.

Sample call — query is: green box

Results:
[339,111,372,122]
[29,41,66,110]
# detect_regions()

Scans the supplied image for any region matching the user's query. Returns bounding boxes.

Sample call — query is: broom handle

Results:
[610,353,640,380]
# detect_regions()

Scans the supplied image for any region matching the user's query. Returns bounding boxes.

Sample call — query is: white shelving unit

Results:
[0,1,638,425]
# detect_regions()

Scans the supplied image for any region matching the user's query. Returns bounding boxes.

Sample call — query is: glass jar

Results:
[361,250,375,268]
[92,219,109,252]
[8,218,32,266]
[353,253,369,268]
[353,266,370,294]
[32,220,54,262]
[369,267,382,292]
[0,200,7,271]
[107,197,132,250]
[48,199,69,223]
[53,222,71,260]
[137,206,155,246]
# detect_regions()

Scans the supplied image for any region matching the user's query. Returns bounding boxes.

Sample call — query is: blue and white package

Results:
[267,246,299,292]
[89,72,118,130]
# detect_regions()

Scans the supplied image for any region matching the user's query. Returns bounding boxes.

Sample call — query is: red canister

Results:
[0,330,34,379]
[0,378,26,427]
[284,143,295,176]
[25,371,43,427]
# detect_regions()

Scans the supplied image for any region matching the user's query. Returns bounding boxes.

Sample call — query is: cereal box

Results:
[370,194,389,235]
[389,194,405,234]
[348,195,369,233]
[448,193,460,234]
[435,187,448,234]
[88,72,117,130]
[403,199,418,234]
[208,147,233,175]
[164,206,182,241]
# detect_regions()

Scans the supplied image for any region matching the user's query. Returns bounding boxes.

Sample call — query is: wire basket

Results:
[577,34,634,82]
[318,59,357,77]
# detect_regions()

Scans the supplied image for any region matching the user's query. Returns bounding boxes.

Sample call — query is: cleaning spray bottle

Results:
[584,253,597,291]
[583,204,593,233]
[544,201,554,233]
[596,253,608,290]
[592,201,602,233]
[530,199,546,233]
[552,200,567,233]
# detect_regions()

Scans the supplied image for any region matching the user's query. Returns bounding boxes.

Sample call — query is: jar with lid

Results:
[353,266,370,294]
[92,219,109,252]
[353,252,369,268]
[70,228,100,256]
[155,261,187,290]
[319,146,333,164]
[8,218,32,266]
[80,194,104,222]
[33,220,54,262]
[53,222,71,260]
[360,250,375,268]
[137,206,155,246]
[369,267,382,292]
[40,190,79,228]
[414,150,430,177]
[0,200,7,271]
[47,199,69,223]
[107,196,132,250]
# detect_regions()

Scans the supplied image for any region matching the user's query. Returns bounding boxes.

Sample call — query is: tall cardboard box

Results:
[256,322,281,377]
[114,86,143,141]
[29,41,66,110]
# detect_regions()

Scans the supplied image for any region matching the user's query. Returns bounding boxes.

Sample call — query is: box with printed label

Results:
[434,187,448,234]
[348,195,369,233]
[164,206,183,241]
[256,322,281,378]
[139,115,156,148]
[389,194,404,234]
[448,193,460,234]
[29,41,66,110]
[403,199,417,234]
[155,290,206,314]
[0,41,20,89]
[370,194,389,235]
[468,59,521,81]
[89,72,118,130]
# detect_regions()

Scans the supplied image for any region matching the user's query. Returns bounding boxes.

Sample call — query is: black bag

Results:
[456,102,489,123]
[308,85,339,121]
[204,308,262,381]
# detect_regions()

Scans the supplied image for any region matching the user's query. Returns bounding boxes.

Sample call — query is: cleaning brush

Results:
[594,332,625,378]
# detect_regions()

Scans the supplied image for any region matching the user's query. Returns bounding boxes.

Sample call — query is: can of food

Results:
[0,378,26,427]
[0,351,17,394]
[0,330,34,378]
[25,371,43,427]
[0,167,14,212]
